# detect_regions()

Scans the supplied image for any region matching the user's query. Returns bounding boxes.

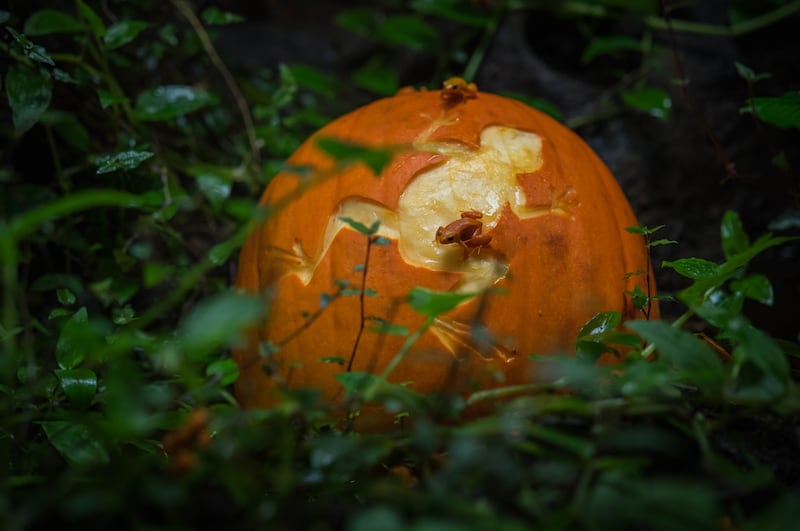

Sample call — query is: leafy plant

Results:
[1,1,798,530]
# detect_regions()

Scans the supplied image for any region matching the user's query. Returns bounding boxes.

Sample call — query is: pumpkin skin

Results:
[233,87,657,427]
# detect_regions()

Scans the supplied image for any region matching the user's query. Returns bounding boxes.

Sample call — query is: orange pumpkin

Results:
[233,83,656,427]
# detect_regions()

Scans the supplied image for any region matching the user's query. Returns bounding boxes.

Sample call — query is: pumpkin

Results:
[233,81,657,427]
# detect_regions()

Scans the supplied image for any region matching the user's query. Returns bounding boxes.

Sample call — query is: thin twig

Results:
[172,0,261,172]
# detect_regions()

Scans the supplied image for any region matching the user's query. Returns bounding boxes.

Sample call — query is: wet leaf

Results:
[95,150,154,174]
[6,63,52,134]
[661,258,719,280]
[104,20,149,50]
[5,27,54,65]
[55,368,97,409]
[40,421,109,466]
[578,311,621,337]
[622,88,672,119]
[134,85,218,121]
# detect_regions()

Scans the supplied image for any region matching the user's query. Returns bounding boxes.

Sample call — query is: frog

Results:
[435,210,492,259]
[441,77,478,103]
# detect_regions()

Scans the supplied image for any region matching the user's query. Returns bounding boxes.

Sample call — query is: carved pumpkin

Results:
[233,83,656,427]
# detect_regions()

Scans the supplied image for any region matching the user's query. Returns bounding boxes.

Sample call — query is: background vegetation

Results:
[1,1,799,529]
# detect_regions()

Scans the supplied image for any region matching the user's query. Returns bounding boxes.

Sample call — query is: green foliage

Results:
[1,2,798,530]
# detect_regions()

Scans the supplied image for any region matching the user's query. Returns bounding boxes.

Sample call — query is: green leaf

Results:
[626,320,725,387]
[104,20,150,50]
[336,371,381,395]
[201,7,244,25]
[731,273,773,305]
[367,318,409,336]
[56,307,89,369]
[581,35,642,64]
[54,368,97,409]
[339,216,380,236]
[622,88,672,120]
[31,273,85,295]
[352,58,400,96]
[40,421,109,466]
[76,0,106,38]
[648,238,678,247]
[575,311,640,360]
[720,210,750,258]
[316,137,394,175]
[134,85,218,121]
[142,262,174,287]
[97,89,130,109]
[95,150,154,174]
[377,15,440,51]
[410,0,490,26]
[662,258,719,280]
[625,224,665,235]
[6,63,52,134]
[725,316,789,388]
[589,0,657,13]
[318,356,346,365]
[24,9,85,35]
[502,92,564,121]
[334,8,375,35]
[286,64,339,99]
[734,61,771,83]
[195,172,232,209]
[177,292,265,361]
[577,311,621,337]
[407,286,475,318]
[56,287,76,306]
[741,92,800,130]
[206,358,240,386]
[5,27,55,65]
[678,232,796,307]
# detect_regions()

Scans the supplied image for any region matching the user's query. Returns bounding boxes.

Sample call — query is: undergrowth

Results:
[1,1,799,530]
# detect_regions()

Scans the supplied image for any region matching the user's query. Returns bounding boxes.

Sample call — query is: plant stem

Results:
[462,7,503,82]
[172,0,261,175]
[362,317,433,401]
[347,237,374,372]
